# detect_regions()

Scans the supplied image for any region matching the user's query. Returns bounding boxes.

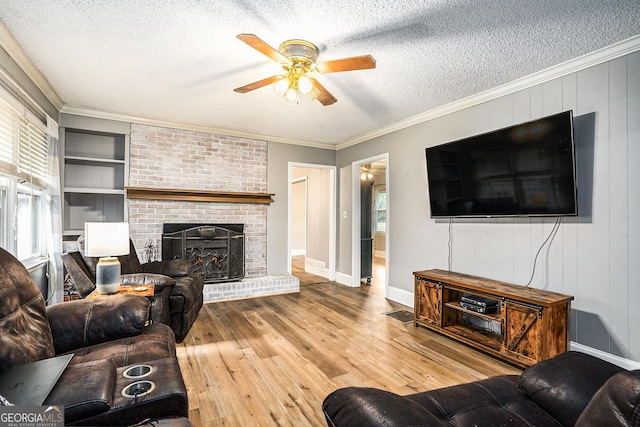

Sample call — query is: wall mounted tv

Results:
[425,111,577,218]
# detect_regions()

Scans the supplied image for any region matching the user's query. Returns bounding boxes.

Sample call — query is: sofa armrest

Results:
[575,370,640,427]
[44,359,116,424]
[322,387,447,427]
[46,295,150,355]
[121,273,175,290]
[519,351,626,427]
[141,259,192,277]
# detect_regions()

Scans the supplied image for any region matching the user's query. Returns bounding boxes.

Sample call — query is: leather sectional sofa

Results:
[63,235,204,342]
[323,350,640,426]
[0,247,192,426]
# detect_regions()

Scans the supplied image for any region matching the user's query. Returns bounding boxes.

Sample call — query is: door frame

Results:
[288,162,337,281]
[351,153,389,296]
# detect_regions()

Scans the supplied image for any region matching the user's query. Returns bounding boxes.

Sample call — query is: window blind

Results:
[18,116,48,189]
[0,100,18,178]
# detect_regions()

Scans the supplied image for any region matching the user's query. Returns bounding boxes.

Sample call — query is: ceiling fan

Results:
[233,34,376,106]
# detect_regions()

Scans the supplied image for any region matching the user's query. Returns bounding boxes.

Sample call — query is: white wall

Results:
[337,51,640,362]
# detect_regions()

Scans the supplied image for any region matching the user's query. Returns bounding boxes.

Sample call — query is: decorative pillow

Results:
[63,272,81,301]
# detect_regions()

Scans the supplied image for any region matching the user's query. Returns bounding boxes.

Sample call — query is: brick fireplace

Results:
[126,124,299,302]
[127,124,268,277]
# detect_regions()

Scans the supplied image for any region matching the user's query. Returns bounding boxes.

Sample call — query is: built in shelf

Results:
[125,186,275,204]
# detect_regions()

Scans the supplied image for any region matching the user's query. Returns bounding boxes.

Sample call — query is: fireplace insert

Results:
[162,223,244,283]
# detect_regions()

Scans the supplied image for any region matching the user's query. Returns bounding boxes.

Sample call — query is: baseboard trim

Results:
[335,272,355,287]
[387,286,414,308]
[570,342,640,370]
[305,257,329,279]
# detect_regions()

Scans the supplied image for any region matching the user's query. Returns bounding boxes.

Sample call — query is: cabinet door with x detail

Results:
[503,302,541,366]
[415,278,442,327]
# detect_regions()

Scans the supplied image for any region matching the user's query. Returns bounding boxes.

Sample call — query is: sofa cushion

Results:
[519,351,625,427]
[0,247,54,369]
[407,375,563,426]
[323,387,448,427]
[575,370,640,427]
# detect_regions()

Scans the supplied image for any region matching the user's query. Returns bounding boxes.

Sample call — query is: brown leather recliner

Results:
[0,247,190,426]
[61,250,175,326]
[65,235,204,343]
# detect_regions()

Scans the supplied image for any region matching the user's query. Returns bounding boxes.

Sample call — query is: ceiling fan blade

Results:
[236,34,289,64]
[233,75,284,93]
[315,55,376,73]
[309,78,337,106]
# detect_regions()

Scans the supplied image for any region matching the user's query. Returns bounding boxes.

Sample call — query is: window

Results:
[374,186,386,233]
[0,90,49,260]
[16,185,42,260]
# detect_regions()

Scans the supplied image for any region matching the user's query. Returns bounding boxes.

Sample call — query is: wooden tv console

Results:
[413,269,574,368]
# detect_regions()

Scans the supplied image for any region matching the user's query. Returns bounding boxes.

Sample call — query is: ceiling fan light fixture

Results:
[274,78,289,96]
[298,75,313,94]
[235,34,375,106]
[284,87,298,102]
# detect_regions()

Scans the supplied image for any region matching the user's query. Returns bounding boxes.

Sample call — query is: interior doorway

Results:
[352,154,389,295]
[289,163,336,283]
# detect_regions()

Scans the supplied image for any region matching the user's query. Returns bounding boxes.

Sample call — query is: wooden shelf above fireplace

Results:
[125,186,274,204]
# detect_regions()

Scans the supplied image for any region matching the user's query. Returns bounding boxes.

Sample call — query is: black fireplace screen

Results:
[162,223,244,283]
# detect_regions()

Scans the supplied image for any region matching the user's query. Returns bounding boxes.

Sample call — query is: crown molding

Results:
[337,34,640,150]
[0,20,64,111]
[60,104,336,150]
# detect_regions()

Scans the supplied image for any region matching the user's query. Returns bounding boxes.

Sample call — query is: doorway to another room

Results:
[353,155,388,294]
[289,164,336,285]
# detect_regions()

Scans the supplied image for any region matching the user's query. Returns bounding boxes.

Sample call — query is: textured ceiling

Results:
[0,0,639,147]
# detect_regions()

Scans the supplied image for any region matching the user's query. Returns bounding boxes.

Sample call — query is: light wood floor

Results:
[176,261,522,426]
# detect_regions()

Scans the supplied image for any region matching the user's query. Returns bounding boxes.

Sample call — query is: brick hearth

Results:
[203,274,299,303]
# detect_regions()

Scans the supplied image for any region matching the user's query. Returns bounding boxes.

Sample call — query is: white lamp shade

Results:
[84,222,130,257]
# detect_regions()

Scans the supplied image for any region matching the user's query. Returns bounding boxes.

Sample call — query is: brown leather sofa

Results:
[63,235,204,342]
[323,351,640,426]
[0,247,191,426]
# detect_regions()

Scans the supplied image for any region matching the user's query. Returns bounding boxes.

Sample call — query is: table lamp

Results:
[84,222,130,294]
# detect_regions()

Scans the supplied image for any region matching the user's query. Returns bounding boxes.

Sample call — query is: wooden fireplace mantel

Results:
[125,186,274,204]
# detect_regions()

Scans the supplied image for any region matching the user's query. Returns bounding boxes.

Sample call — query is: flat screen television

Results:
[425,111,577,218]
